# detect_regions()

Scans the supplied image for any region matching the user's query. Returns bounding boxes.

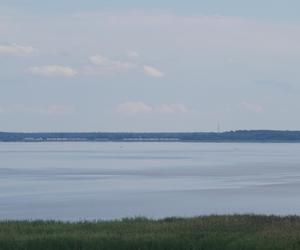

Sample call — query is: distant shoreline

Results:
[2,140,300,143]
[2,130,300,142]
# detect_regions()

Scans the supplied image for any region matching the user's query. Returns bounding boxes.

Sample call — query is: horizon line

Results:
[1,129,300,133]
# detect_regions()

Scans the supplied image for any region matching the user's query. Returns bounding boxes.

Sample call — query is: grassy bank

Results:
[1,215,300,250]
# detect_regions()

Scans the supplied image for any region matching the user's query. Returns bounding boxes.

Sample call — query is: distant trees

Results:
[1,130,300,142]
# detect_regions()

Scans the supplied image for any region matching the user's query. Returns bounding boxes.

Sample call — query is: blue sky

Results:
[1,1,300,131]
[2,0,300,20]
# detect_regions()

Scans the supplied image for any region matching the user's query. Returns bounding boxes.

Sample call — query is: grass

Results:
[1,215,300,250]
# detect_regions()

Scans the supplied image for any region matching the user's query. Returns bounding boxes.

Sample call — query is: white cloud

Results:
[0,44,35,56]
[158,104,189,114]
[25,54,163,79]
[88,54,137,74]
[241,102,264,113]
[117,102,190,115]
[126,50,140,60]
[87,54,164,78]
[117,101,153,115]
[143,65,164,78]
[28,65,78,77]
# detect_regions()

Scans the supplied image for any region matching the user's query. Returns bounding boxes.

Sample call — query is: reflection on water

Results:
[1,142,300,220]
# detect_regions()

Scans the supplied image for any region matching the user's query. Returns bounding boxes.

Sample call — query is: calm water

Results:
[1,142,300,220]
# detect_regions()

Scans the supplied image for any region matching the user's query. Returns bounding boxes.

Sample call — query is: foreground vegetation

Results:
[1,215,300,250]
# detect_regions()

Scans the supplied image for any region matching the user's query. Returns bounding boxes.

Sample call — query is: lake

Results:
[1,142,300,221]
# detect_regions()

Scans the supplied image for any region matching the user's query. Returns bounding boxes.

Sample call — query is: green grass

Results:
[1,215,300,250]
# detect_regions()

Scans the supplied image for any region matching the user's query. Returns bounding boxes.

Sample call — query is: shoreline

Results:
[2,140,300,143]
[2,130,300,143]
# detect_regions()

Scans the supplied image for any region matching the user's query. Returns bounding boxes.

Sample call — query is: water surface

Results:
[1,142,300,220]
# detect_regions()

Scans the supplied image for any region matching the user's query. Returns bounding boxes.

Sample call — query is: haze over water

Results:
[1,142,300,221]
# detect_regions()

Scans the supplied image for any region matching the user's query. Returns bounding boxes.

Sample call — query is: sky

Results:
[1,1,300,132]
